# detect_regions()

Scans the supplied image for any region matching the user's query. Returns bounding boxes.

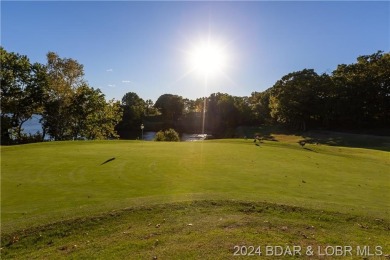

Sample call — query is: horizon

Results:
[2,1,389,102]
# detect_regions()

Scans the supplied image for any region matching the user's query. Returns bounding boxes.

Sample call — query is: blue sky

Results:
[2,1,389,102]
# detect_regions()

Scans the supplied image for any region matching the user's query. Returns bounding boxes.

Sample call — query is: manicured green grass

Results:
[1,138,389,258]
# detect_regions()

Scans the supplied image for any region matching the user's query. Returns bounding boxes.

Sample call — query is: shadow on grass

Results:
[303,147,318,153]
[259,134,278,142]
[237,125,282,142]
[237,126,390,152]
[300,131,390,152]
[100,157,116,165]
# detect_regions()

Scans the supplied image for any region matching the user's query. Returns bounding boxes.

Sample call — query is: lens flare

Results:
[189,40,227,77]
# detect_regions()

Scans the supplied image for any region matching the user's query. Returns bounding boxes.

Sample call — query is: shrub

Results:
[154,128,180,142]
[18,132,43,144]
[164,128,180,141]
[154,130,166,141]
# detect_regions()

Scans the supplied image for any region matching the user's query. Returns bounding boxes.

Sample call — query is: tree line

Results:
[117,51,389,138]
[1,47,389,144]
[1,47,122,144]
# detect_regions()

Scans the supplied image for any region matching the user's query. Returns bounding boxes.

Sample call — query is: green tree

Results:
[145,99,158,116]
[84,99,123,140]
[70,84,105,139]
[177,97,205,133]
[331,51,390,128]
[269,69,325,131]
[41,52,85,140]
[249,90,272,125]
[154,94,184,122]
[233,96,252,126]
[117,92,145,131]
[0,47,47,143]
[41,52,123,140]
[194,97,206,113]
[183,98,196,114]
[205,93,242,136]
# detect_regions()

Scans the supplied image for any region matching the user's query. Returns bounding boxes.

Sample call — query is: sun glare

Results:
[189,40,228,78]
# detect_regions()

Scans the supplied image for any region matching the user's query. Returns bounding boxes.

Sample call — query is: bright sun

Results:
[189,40,228,77]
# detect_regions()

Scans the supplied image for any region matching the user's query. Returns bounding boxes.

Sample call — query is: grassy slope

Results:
[2,201,389,259]
[1,138,389,258]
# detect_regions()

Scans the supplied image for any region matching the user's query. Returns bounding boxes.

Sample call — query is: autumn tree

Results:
[41,52,85,140]
[41,52,122,140]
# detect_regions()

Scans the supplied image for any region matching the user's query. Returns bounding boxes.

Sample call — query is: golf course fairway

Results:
[1,139,389,259]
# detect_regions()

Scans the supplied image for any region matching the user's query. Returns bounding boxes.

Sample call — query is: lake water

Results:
[23,115,44,135]
[21,116,207,141]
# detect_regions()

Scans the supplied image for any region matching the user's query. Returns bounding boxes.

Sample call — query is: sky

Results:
[2,1,389,102]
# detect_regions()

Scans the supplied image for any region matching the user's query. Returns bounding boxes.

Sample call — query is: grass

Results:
[1,136,389,258]
[2,200,389,259]
[236,126,390,151]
